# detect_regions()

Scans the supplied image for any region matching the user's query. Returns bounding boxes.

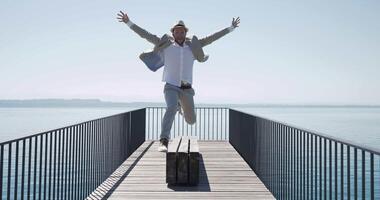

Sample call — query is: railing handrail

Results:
[1,106,378,199]
[229,108,380,155]
[4,106,375,153]
[0,108,146,200]
[2,106,378,155]
[145,107,229,141]
[0,107,145,145]
[146,106,229,109]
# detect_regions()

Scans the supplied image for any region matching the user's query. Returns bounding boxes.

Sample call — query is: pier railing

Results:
[145,107,229,140]
[0,108,145,200]
[1,107,379,199]
[229,108,380,199]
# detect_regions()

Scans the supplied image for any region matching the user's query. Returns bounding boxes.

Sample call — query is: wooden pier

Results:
[86,140,274,199]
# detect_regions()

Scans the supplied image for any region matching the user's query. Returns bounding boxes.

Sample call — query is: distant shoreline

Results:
[0,99,379,108]
[0,99,163,108]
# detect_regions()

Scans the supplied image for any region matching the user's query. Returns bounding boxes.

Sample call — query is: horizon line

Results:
[0,98,380,107]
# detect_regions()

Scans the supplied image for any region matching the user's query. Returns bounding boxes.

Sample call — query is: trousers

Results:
[160,83,196,140]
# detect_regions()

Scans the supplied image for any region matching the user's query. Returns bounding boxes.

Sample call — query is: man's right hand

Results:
[117,11,129,23]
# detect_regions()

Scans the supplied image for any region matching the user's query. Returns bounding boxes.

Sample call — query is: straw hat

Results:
[170,20,188,32]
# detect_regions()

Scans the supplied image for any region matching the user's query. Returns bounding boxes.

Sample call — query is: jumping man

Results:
[117,11,240,152]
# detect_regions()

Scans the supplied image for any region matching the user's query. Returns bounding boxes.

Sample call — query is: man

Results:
[117,11,240,152]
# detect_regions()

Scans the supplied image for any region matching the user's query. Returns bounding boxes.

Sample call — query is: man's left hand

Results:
[232,17,240,28]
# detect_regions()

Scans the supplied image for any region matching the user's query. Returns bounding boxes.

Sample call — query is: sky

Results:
[0,0,379,105]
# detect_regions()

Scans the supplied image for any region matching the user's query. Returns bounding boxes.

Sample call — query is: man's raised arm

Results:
[117,11,160,45]
[199,17,240,47]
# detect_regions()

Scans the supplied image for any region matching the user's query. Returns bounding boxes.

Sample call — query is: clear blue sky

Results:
[1,0,379,104]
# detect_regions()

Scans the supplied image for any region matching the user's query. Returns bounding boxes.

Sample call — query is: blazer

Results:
[129,23,232,71]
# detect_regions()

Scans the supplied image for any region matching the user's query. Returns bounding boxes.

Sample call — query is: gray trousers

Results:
[160,83,196,140]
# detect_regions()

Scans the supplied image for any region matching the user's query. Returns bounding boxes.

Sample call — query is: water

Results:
[0,107,140,143]
[0,106,379,199]
[0,107,140,199]
[1,106,379,148]
[232,106,380,199]
[231,106,380,151]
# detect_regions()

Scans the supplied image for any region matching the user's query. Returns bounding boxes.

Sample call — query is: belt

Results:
[180,84,192,89]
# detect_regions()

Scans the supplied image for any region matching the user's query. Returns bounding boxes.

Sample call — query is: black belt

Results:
[180,84,192,89]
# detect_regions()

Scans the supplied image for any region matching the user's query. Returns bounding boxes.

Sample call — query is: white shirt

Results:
[161,42,195,87]
[125,20,236,87]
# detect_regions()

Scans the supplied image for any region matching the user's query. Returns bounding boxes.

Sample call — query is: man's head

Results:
[171,20,188,44]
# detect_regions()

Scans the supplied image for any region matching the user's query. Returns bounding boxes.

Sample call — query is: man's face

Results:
[172,27,187,43]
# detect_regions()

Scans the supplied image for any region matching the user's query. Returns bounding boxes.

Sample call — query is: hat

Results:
[170,20,188,33]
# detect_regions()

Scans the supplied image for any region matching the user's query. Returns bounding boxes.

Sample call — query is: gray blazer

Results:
[129,23,232,71]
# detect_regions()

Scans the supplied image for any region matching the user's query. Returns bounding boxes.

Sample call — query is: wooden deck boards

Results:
[86,140,274,200]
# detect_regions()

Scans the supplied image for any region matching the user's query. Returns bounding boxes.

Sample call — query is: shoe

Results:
[158,138,169,152]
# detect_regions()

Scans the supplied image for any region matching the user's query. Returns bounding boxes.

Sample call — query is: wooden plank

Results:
[167,137,182,153]
[189,138,199,185]
[119,177,265,184]
[109,191,274,200]
[176,137,189,184]
[112,183,270,192]
[189,137,199,153]
[166,137,181,184]
[127,170,257,177]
